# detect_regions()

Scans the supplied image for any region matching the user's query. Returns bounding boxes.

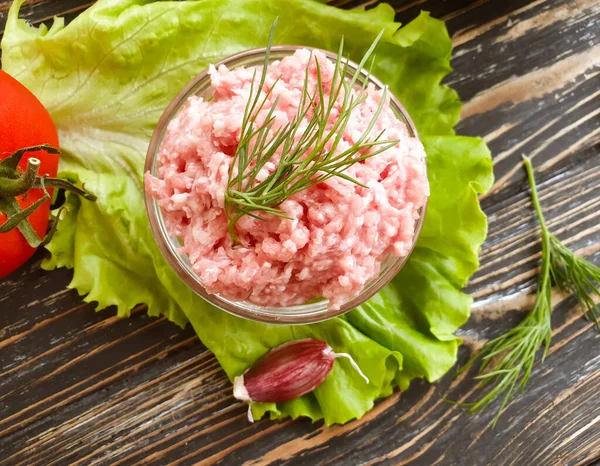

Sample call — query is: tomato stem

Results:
[0,184,49,232]
[0,157,40,197]
[0,145,96,248]
[35,177,97,201]
[0,144,60,171]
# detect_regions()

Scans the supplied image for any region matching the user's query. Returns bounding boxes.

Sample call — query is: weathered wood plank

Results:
[0,0,599,465]
[0,0,93,26]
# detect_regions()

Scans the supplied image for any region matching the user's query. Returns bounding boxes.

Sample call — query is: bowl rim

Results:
[144,44,427,324]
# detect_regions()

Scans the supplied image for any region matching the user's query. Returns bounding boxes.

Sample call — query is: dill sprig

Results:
[460,156,600,426]
[224,25,398,242]
[549,237,600,331]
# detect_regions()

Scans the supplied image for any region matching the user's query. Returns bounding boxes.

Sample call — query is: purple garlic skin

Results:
[234,339,334,403]
[233,338,369,406]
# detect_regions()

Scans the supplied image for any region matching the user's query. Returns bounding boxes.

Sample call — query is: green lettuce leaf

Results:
[1,0,493,424]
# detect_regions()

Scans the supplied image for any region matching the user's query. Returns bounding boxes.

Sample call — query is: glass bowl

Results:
[144,45,427,325]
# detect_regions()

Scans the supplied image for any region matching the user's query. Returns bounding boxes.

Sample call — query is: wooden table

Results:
[1,0,599,464]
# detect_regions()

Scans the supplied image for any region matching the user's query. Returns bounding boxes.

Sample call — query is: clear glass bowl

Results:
[144,45,427,325]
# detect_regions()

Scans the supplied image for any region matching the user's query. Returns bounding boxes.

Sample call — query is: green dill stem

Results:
[461,156,600,427]
[523,156,551,270]
[458,156,554,427]
[525,156,600,330]
[524,156,553,354]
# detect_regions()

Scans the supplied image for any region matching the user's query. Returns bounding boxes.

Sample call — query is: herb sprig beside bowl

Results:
[461,156,600,426]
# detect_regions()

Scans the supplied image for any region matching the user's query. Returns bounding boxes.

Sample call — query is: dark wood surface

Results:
[1,0,599,464]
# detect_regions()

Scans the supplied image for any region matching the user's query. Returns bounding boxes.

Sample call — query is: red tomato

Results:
[0,70,59,278]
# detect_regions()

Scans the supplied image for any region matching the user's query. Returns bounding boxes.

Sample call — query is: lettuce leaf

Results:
[1,0,493,424]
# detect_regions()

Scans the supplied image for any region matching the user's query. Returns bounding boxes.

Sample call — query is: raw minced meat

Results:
[145,49,429,310]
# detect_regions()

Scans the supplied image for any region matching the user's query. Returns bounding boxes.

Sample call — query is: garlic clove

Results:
[233,338,369,416]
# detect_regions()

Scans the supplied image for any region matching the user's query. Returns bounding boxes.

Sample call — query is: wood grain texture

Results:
[1,0,599,465]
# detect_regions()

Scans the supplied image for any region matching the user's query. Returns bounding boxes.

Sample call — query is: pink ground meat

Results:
[145,49,429,310]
